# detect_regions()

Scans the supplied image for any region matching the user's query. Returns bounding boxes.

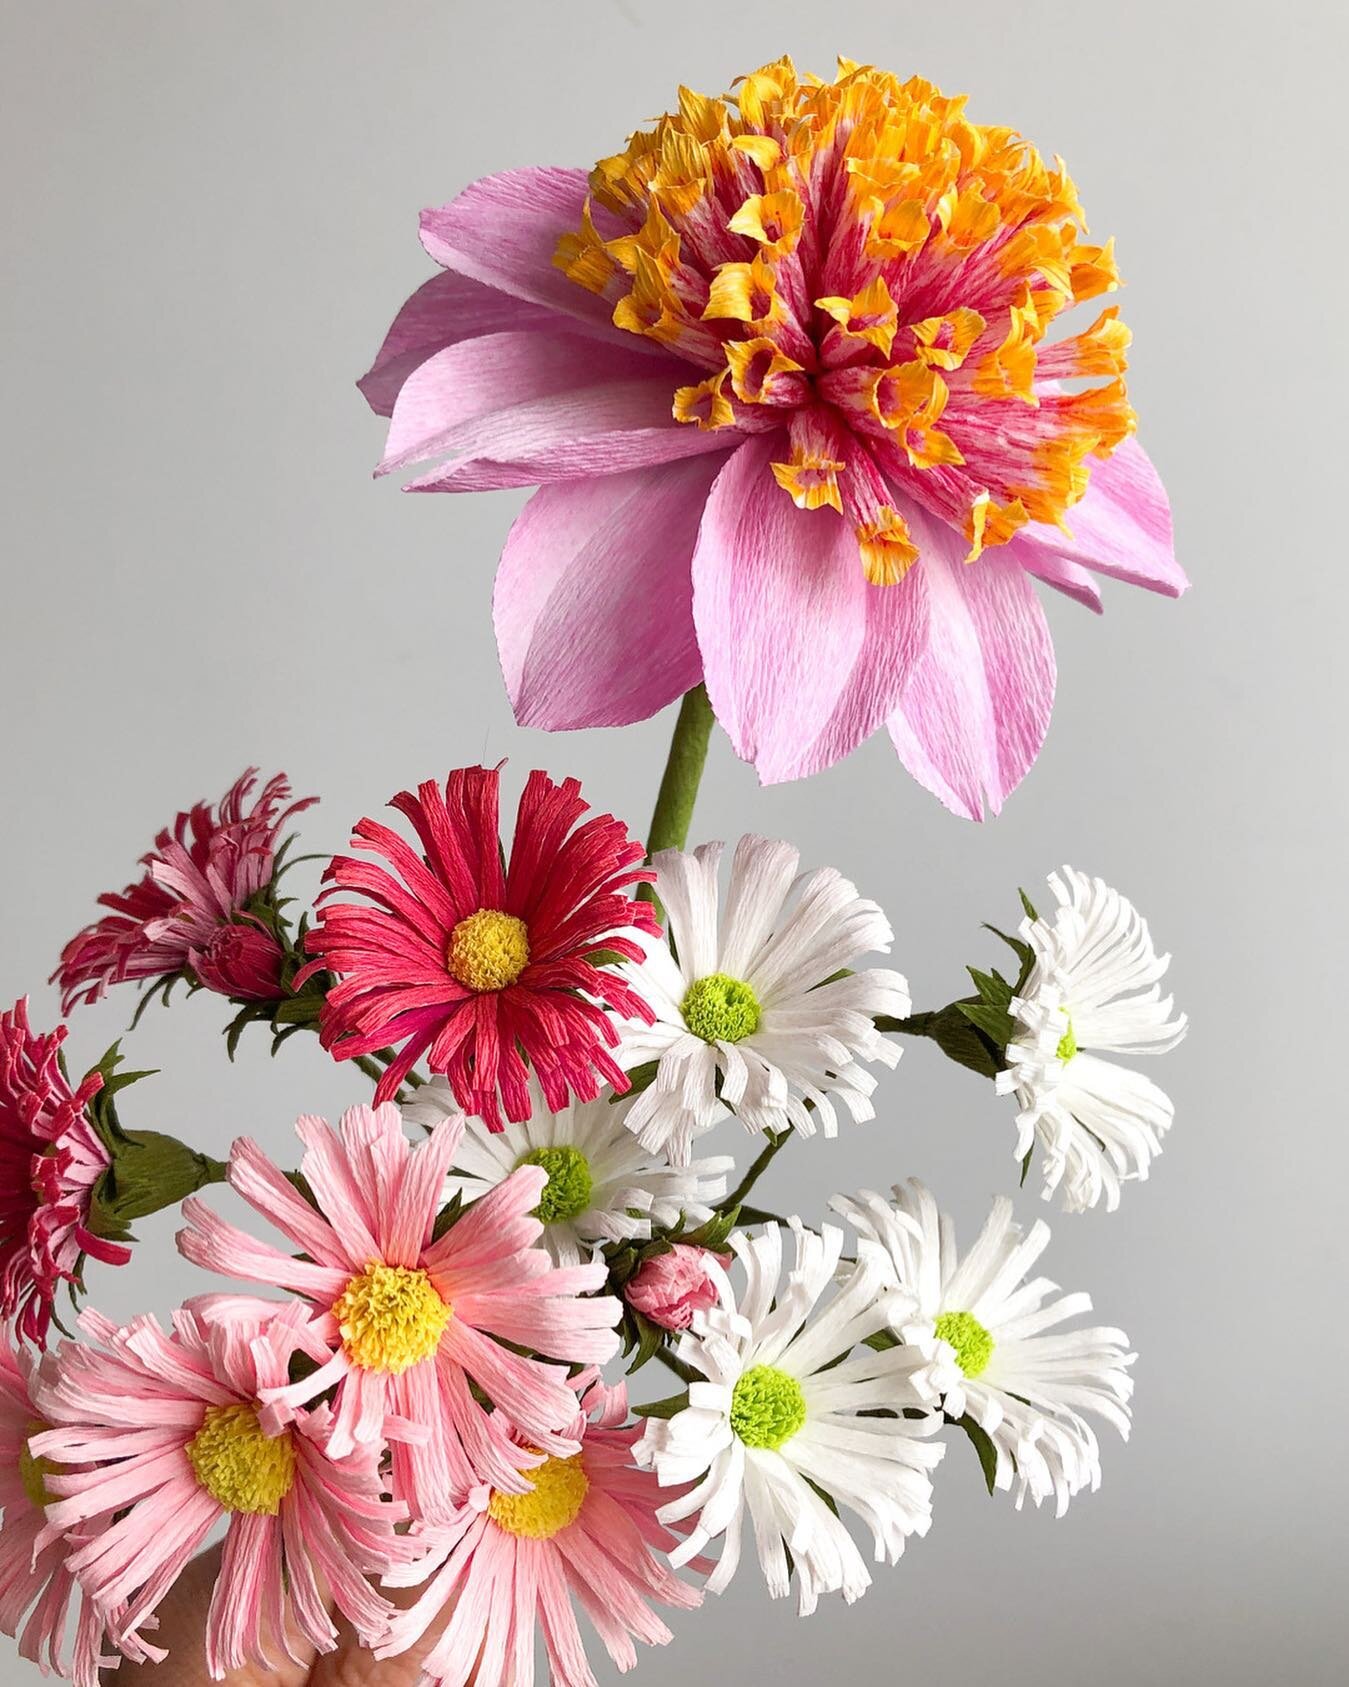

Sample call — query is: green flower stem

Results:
[653,1346,701,1386]
[638,684,715,910]
[723,1127,793,1213]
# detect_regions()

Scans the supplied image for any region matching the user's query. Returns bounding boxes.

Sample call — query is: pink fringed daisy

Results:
[0,999,129,1347]
[0,1335,162,1687]
[298,765,657,1121]
[31,1300,413,1679]
[364,60,1187,818]
[378,1375,700,1687]
[177,1103,622,1522]
[54,768,315,1010]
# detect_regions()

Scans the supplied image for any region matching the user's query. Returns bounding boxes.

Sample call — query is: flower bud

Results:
[624,1244,722,1332]
[192,922,286,1002]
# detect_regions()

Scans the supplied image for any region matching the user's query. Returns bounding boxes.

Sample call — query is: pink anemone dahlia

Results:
[378,1374,700,1687]
[0,999,129,1347]
[31,1301,414,1679]
[54,768,314,1010]
[0,1334,162,1687]
[298,765,657,1120]
[177,1103,622,1522]
[364,57,1186,818]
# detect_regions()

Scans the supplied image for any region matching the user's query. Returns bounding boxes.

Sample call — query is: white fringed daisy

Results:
[403,1077,733,1266]
[999,866,1187,1212]
[614,836,910,1165]
[834,1181,1135,1516]
[635,1220,945,1614]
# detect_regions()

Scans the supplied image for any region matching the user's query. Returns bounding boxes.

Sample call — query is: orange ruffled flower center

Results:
[555,57,1134,584]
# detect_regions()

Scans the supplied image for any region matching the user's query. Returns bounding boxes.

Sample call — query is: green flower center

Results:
[1056,1013,1077,1063]
[518,1145,594,1224]
[729,1364,807,1449]
[681,973,762,1043]
[19,1430,55,1513]
[934,1310,995,1379]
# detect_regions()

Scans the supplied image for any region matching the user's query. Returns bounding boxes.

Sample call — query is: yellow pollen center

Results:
[487,1454,590,1539]
[186,1404,295,1515]
[333,1262,451,1373]
[448,908,531,992]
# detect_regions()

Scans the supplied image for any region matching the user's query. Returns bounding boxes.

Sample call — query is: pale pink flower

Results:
[31,1300,413,1679]
[0,999,130,1347]
[0,1334,162,1687]
[54,768,314,1010]
[624,1245,724,1333]
[177,1103,622,1521]
[364,61,1186,817]
[378,1375,700,1687]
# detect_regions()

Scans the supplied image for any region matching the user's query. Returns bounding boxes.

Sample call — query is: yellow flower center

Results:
[487,1454,590,1539]
[186,1404,295,1515]
[19,1424,55,1512]
[556,59,1134,581]
[448,908,531,992]
[333,1262,452,1373]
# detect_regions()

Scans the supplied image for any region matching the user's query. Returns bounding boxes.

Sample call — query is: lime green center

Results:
[730,1364,807,1449]
[518,1145,594,1224]
[1056,1013,1077,1063]
[935,1310,995,1379]
[681,972,762,1043]
[19,1430,55,1512]
[186,1404,296,1515]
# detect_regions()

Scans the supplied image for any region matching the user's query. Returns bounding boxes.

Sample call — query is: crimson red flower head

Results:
[53,769,315,1012]
[299,766,658,1123]
[0,1000,128,1346]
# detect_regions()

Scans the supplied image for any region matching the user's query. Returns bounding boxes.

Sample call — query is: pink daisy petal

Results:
[31,1303,413,1675]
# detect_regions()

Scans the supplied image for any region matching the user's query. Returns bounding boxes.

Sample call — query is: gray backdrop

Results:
[2,2,1345,1682]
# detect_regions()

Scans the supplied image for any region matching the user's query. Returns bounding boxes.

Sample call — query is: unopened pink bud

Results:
[624,1244,723,1332]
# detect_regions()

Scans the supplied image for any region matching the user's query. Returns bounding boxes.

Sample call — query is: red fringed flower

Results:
[299,767,658,1123]
[0,1000,128,1346]
[53,769,315,1011]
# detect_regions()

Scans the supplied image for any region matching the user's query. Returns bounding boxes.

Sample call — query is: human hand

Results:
[123,1544,457,1687]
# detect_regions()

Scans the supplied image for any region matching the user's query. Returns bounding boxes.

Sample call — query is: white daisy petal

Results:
[636,1218,944,1610]
[834,1180,1135,1515]
[1000,865,1187,1211]
[406,1077,729,1265]
[614,836,909,1159]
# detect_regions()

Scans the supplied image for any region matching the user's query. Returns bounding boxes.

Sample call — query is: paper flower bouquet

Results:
[0,57,1187,1687]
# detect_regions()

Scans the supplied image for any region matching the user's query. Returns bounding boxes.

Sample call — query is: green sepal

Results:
[954,1413,1001,1497]
[954,999,1017,1047]
[84,1046,226,1240]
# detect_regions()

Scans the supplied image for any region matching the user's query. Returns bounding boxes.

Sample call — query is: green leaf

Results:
[613,1060,658,1099]
[1019,1147,1033,1188]
[1019,887,1040,923]
[633,1391,688,1420]
[955,1413,1000,1496]
[982,922,1033,970]
[966,966,1013,1008]
[954,999,1016,1048]
[629,1312,666,1373]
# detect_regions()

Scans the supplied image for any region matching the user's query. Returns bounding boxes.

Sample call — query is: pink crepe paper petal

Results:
[1011,543,1104,613]
[691,434,927,783]
[1013,437,1188,598]
[418,168,627,333]
[887,505,1056,821]
[495,454,731,730]
[378,330,689,478]
[358,271,568,417]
